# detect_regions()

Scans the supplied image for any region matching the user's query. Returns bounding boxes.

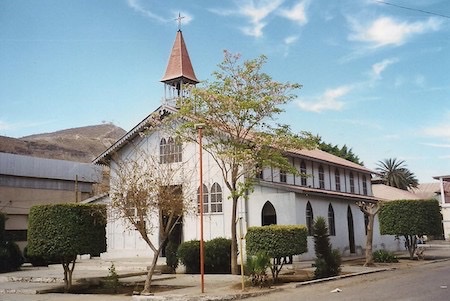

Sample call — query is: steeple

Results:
[161,29,199,105]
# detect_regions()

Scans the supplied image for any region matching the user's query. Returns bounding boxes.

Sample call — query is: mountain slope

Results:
[0,123,126,163]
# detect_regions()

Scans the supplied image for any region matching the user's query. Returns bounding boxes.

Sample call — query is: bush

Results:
[373,250,398,263]
[246,224,308,281]
[0,242,24,273]
[246,252,272,287]
[205,238,231,274]
[177,238,232,274]
[165,240,179,271]
[177,240,200,274]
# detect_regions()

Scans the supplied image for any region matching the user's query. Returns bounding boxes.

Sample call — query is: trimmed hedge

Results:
[27,203,107,260]
[246,225,308,258]
[379,199,442,236]
[177,238,231,274]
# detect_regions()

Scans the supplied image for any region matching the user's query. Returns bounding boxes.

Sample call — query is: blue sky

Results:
[1,0,449,183]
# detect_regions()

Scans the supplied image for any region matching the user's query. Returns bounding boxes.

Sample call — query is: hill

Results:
[0,123,126,163]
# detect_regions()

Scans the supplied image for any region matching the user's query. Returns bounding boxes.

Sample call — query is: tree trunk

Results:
[141,250,161,295]
[231,196,239,275]
[364,214,375,267]
[405,235,417,260]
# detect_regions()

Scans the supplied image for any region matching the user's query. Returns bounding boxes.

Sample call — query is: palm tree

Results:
[376,158,419,190]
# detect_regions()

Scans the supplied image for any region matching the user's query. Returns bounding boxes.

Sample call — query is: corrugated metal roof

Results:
[0,152,102,183]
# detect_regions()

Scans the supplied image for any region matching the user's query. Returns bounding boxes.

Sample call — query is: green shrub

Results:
[177,240,200,274]
[313,217,341,279]
[373,250,398,263]
[0,242,24,273]
[177,238,232,274]
[205,237,231,274]
[246,251,272,287]
[165,240,179,271]
[246,224,308,281]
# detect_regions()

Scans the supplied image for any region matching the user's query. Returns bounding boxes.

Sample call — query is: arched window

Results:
[210,183,223,213]
[328,204,336,236]
[349,172,355,193]
[261,201,277,226]
[197,184,209,214]
[364,213,369,235]
[362,175,368,195]
[160,136,182,164]
[300,161,307,186]
[318,165,325,189]
[335,168,341,191]
[306,201,314,236]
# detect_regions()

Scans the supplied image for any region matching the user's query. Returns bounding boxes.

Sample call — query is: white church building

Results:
[93,29,400,261]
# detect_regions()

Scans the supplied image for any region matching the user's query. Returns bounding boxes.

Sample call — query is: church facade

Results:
[93,30,400,260]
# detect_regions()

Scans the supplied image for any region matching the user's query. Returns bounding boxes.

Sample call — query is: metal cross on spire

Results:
[175,13,185,31]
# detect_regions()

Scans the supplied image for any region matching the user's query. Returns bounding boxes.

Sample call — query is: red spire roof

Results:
[161,30,199,84]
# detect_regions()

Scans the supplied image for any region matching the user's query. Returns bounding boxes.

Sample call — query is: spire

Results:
[161,30,199,85]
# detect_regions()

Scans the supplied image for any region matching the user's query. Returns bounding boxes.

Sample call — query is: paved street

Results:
[246,260,450,301]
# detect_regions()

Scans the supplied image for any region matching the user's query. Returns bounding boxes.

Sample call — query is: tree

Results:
[315,135,363,165]
[376,158,419,190]
[246,225,308,282]
[357,201,380,266]
[27,204,106,292]
[109,152,194,294]
[313,217,341,279]
[176,51,316,274]
[379,199,442,259]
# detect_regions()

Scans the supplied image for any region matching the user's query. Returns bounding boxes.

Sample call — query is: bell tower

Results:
[161,29,199,107]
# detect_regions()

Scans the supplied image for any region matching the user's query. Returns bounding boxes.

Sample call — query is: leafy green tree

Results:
[246,225,308,281]
[376,158,419,190]
[27,204,106,291]
[316,136,363,165]
[176,51,316,274]
[313,217,341,278]
[379,199,442,259]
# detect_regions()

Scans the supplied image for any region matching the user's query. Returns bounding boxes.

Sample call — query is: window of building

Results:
[319,165,325,189]
[306,201,314,236]
[210,183,223,213]
[349,172,355,193]
[280,169,287,183]
[362,175,368,195]
[328,204,336,236]
[335,168,341,191]
[197,184,209,214]
[160,136,182,163]
[300,161,307,186]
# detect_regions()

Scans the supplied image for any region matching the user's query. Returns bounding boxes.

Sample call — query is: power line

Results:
[375,1,450,19]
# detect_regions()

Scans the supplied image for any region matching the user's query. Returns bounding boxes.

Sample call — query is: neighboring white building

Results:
[93,29,400,261]
[431,176,450,240]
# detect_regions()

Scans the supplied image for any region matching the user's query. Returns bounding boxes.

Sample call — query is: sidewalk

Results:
[0,242,449,301]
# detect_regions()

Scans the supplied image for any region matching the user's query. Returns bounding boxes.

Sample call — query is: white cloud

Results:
[422,123,450,140]
[372,58,397,78]
[236,0,283,37]
[126,0,167,23]
[278,0,310,25]
[284,35,299,45]
[297,86,352,113]
[349,16,442,48]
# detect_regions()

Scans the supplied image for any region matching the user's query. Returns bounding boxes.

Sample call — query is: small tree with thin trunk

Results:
[357,201,381,267]
[109,151,194,294]
[175,50,316,274]
[27,204,106,292]
[379,199,442,259]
